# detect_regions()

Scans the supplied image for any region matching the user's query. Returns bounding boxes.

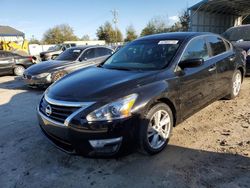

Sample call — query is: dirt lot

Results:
[0,76,249,188]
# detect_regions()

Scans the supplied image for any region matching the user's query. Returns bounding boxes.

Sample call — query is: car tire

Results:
[138,103,173,155]
[52,71,67,82]
[225,70,242,100]
[13,65,25,76]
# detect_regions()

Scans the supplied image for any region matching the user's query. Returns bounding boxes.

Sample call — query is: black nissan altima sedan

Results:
[37,32,246,156]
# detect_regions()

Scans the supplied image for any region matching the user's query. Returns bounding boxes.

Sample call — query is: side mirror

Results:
[179,58,204,69]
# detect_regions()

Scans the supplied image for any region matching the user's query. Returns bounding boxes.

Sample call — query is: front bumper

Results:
[37,107,139,156]
[23,74,52,87]
[246,56,250,75]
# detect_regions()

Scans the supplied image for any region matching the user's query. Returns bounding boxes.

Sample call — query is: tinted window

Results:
[207,36,227,56]
[56,48,83,61]
[96,48,113,57]
[103,39,180,70]
[223,26,250,41]
[84,48,96,59]
[182,37,209,61]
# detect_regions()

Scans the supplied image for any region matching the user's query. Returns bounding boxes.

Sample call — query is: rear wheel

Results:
[225,70,242,99]
[13,65,25,76]
[139,103,173,155]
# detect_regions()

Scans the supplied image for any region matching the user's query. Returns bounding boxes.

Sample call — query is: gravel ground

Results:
[0,76,249,188]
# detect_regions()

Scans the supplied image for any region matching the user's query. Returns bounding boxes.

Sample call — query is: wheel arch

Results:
[144,97,177,127]
[237,66,244,82]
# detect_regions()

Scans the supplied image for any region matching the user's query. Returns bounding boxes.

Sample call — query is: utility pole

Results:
[111,9,118,45]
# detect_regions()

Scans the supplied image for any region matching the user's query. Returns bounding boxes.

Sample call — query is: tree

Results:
[124,25,138,42]
[81,34,90,40]
[179,10,190,31]
[29,38,41,44]
[96,21,123,43]
[141,16,170,36]
[42,24,78,44]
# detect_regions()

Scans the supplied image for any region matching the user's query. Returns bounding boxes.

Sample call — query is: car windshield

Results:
[48,45,62,51]
[103,39,180,70]
[56,48,83,61]
[223,26,250,41]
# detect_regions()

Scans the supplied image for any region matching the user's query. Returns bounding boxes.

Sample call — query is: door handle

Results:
[208,65,216,72]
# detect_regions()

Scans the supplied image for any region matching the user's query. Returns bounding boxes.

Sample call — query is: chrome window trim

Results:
[44,94,95,107]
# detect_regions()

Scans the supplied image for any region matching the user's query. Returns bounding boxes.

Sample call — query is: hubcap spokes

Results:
[147,110,171,149]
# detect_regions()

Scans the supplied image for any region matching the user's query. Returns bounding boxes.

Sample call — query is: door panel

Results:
[206,36,235,97]
[179,60,216,118]
[178,37,216,119]
[0,56,14,75]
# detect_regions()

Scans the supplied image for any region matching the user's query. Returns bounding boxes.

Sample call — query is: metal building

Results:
[189,0,250,33]
[0,25,25,42]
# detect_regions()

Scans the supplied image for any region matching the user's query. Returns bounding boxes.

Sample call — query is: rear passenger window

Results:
[96,48,113,57]
[181,37,209,61]
[207,36,227,56]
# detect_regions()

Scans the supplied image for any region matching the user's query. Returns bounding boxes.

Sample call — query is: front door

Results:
[178,36,217,119]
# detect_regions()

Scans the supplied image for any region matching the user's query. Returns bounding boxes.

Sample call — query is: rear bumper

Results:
[37,108,139,156]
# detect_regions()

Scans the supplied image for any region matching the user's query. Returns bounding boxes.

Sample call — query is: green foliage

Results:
[125,25,137,42]
[29,38,41,44]
[179,10,190,31]
[43,24,78,44]
[96,21,123,43]
[81,35,90,40]
[141,16,169,36]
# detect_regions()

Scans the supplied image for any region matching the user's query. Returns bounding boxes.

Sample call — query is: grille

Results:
[39,97,80,124]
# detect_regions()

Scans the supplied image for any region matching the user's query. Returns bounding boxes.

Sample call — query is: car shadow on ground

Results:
[0,85,249,188]
[0,76,45,91]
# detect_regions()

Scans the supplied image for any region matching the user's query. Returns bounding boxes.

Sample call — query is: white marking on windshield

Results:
[158,40,179,45]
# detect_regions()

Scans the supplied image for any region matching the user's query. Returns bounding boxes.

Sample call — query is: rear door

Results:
[178,36,217,119]
[206,36,235,98]
[0,51,14,75]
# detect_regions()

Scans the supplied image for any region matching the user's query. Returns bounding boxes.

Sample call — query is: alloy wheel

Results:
[147,110,171,149]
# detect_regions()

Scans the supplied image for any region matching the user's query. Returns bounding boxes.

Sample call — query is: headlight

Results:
[34,73,50,79]
[86,94,138,122]
[247,49,250,56]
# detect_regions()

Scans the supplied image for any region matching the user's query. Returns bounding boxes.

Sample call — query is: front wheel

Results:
[225,70,242,99]
[52,71,67,82]
[139,103,173,155]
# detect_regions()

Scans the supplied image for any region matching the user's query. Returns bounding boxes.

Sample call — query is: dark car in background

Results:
[223,24,250,74]
[40,43,76,61]
[0,50,35,76]
[23,46,113,87]
[37,32,245,157]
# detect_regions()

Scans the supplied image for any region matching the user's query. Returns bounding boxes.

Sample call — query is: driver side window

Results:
[181,37,209,61]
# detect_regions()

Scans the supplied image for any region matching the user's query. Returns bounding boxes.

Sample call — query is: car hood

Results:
[25,60,73,75]
[46,67,157,102]
[231,41,250,51]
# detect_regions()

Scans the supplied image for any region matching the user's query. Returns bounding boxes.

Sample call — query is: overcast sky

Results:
[0,0,200,40]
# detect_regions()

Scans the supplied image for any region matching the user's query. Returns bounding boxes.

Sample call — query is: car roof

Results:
[137,32,213,41]
[69,45,112,50]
